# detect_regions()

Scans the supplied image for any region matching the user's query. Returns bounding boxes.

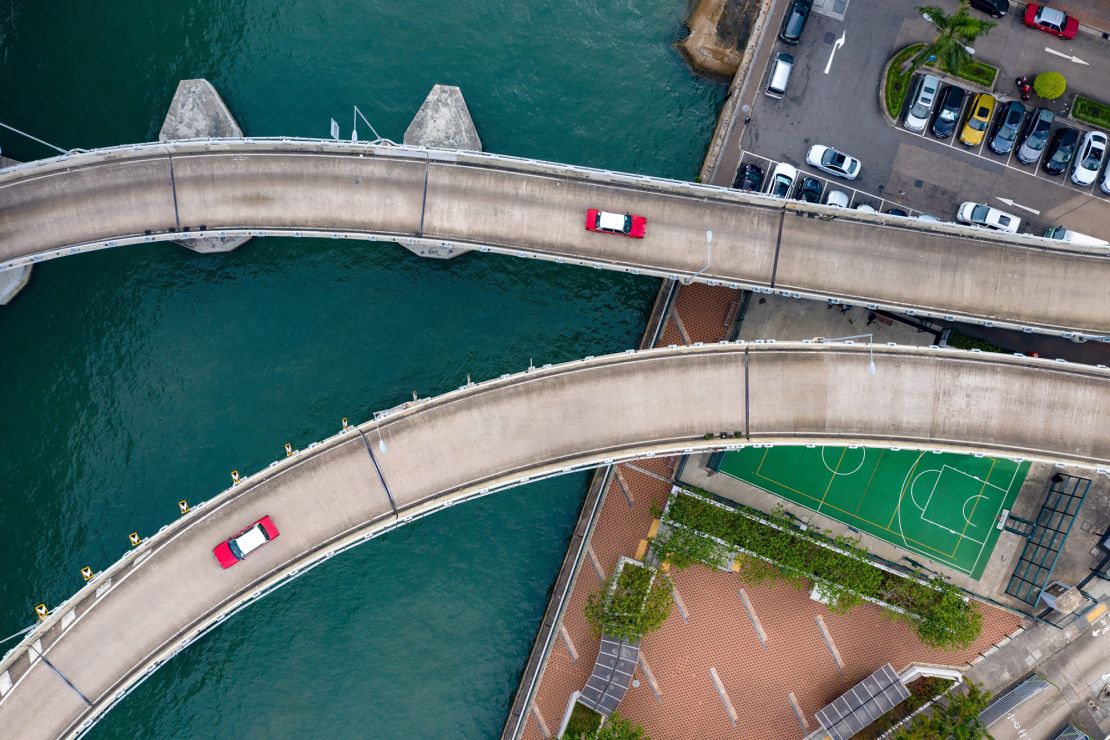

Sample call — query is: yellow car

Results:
[959,93,996,147]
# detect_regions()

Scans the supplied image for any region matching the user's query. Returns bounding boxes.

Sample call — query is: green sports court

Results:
[716,447,1030,579]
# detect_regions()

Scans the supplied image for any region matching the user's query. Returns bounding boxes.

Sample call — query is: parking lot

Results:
[730,0,1110,239]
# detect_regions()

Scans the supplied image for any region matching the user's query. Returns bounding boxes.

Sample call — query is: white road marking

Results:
[1044,47,1089,65]
[824,31,846,75]
[996,197,1041,215]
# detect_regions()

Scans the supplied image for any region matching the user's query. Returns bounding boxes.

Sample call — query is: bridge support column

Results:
[159,79,251,254]
[400,84,482,260]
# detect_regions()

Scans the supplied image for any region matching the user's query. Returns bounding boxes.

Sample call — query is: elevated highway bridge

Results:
[1,342,1108,739]
[2,139,1109,339]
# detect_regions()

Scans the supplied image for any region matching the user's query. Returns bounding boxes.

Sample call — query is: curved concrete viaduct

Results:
[2,139,1109,339]
[1,342,1108,738]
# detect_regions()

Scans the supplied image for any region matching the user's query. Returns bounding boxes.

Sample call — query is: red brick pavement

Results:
[520,283,1021,739]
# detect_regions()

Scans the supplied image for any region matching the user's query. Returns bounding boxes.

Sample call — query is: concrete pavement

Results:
[1,341,1109,738]
[2,140,1110,338]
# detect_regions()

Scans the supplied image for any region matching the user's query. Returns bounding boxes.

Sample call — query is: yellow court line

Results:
[819,448,848,510]
[854,449,886,514]
[755,447,771,478]
[951,459,996,558]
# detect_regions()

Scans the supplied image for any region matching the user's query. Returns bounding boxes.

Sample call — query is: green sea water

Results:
[0,0,724,736]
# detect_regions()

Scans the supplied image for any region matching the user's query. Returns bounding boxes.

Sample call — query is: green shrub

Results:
[663,490,983,649]
[885,45,923,118]
[1034,71,1066,100]
[563,702,603,738]
[584,563,674,640]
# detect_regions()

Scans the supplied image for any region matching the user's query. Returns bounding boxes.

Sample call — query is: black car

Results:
[931,85,966,139]
[969,0,1008,17]
[795,176,822,203]
[778,0,812,45]
[989,101,1026,155]
[1043,126,1080,175]
[886,208,909,217]
[733,163,764,191]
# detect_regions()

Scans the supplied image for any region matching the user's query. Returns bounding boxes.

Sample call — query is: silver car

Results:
[1016,108,1055,165]
[904,74,940,133]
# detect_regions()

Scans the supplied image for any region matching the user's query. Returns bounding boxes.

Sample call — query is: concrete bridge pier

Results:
[159,79,251,254]
[400,84,482,259]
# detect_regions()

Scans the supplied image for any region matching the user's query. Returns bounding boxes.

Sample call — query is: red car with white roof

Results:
[585,208,646,238]
[213,515,280,569]
[1023,4,1079,39]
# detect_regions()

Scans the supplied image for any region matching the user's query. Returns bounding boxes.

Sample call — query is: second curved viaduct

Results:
[1,341,1109,739]
[2,139,1110,338]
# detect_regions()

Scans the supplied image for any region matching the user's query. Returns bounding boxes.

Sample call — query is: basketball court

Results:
[716,447,1030,579]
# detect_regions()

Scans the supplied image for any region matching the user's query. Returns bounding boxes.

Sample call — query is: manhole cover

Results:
[914,179,924,188]
[823,31,837,44]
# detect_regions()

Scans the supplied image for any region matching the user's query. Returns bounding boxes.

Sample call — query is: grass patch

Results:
[1073,95,1110,130]
[660,489,983,650]
[884,45,922,119]
[564,702,603,738]
[945,59,998,89]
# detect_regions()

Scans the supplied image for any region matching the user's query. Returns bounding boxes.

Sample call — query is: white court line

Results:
[941,464,1010,492]
[969,460,1026,577]
[908,469,942,512]
[821,447,866,476]
[961,494,988,527]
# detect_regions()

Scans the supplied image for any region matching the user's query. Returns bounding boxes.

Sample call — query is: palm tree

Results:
[907,1,996,75]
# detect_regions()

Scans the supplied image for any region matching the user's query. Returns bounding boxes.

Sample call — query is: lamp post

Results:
[819,332,877,377]
[686,229,713,285]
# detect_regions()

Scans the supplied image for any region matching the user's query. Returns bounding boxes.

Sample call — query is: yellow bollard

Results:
[128,532,141,547]
[231,469,241,485]
[35,604,49,620]
[284,442,293,457]
[342,417,349,431]
[80,566,93,582]
[178,500,190,515]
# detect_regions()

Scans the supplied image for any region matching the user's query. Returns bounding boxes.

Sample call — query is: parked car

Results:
[1102,162,1110,195]
[989,101,1026,155]
[824,190,850,208]
[957,202,1022,233]
[969,0,1008,17]
[779,0,812,45]
[584,208,647,238]
[765,162,798,198]
[795,176,822,203]
[904,74,940,132]
[765,52,794,99]
[733,163,764,191]
[213,515,280,569]
[855,203,877,213]
[959,93,996,147]
[1016,107,1055,164]
[1071,131,1107,186]
[917,214,942,222]
[931,85,966,139]
[1044,226,1110,247]
[1042,126,1079,176]
[805,145,861,180]
[1023,4,1079,39]
[886,208,909,217]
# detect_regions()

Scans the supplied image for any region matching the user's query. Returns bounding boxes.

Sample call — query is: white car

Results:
[765,162,798,198]
[855,203,877,213]
[1071,131,1107,186]
[824,190,849,207]
[805,145,861,180]
[904,74,940,133]
[956,202,1022,233]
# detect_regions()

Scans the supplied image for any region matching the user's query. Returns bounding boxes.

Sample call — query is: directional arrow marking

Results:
[824,31,846,75]
[995,197,1041,216]
[1045,47,1090,65]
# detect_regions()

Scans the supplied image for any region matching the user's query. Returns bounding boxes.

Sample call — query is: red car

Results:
[213,515,280,569]
[1023,4,1079,39]
[585,208,647,239]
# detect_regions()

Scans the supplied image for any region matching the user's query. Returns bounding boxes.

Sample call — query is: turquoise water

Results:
[0,0,723,735]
